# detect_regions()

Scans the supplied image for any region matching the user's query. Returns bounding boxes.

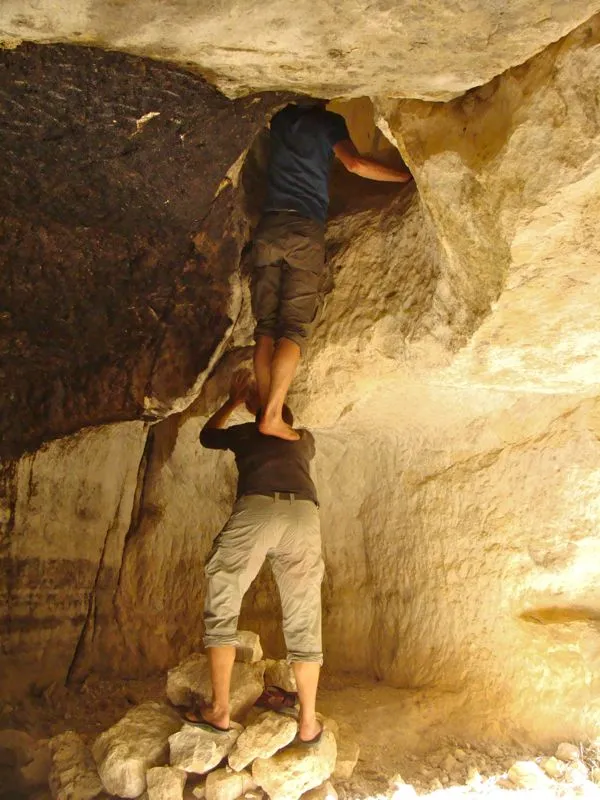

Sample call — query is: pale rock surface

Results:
[146,766,187,800]
[252,729,337,800]
[169,723,242,775]
[228,711,298,772]
[541,756,567,780]
[205,767,256,800]
[507,761,551,789]
[0,422,147,697]
[556,742,581,762]
[92,702,182,798]
[235,632,263,664]
[331,724,360,781]
[167,654,265,719]
[191,783,207,800]
[302,781,338,800]
[264,660,297,694]
[565,761,589,785]
[1,2,598,100]
[591,767,600,785]
[48,731,104,800]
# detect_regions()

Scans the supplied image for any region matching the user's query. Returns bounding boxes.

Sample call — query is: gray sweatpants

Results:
[203,494,324,663]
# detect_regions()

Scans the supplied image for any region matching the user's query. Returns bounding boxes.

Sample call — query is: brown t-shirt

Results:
[200,423,318,505]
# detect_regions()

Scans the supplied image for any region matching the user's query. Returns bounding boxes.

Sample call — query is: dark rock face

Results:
[0,43,280,459]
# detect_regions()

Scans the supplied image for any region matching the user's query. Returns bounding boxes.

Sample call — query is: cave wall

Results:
[1,7,600,746]
[0,42,283,459]
[2,1,600,100]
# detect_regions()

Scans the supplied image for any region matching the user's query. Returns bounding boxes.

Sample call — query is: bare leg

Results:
[259,337,301,441]
[292,661,322,741]
[187,645,235,729]
[253,334,275,409]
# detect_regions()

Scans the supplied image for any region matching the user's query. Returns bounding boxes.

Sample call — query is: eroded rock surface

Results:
[92,702,181,797]
[0,42,281,460]
[48,731,104,800]
[228,711,298,772]
[1,2,599,100]
[169,723,242,775]
[252,728,337,800]
[146,765,187,800]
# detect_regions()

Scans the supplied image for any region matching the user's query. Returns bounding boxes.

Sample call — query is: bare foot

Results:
[185,705,230,731]
[259,415,300,441]
[298,717,323,743]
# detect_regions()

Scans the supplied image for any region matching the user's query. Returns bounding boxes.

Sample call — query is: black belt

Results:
[250,491,318,505]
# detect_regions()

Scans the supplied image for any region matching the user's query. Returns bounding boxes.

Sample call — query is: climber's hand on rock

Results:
[229,369,252,406]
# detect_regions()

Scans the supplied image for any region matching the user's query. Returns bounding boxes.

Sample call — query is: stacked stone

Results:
[45,632,359,800]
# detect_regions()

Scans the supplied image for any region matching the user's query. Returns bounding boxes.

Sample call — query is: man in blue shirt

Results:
[252,101,412,440]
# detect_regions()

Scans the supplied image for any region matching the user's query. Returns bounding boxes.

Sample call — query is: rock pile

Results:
[43,632,358,800]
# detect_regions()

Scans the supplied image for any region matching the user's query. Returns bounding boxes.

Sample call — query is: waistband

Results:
[263,208,324,226]
[243,491,318,506]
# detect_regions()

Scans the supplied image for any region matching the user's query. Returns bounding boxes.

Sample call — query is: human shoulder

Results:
[318,110,350,145]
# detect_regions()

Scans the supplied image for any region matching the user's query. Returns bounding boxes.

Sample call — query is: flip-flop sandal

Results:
[255,685,298,712]
[181,711,231,734]
[292,726,323,748]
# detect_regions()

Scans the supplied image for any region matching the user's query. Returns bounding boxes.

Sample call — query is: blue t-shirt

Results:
[264,104,350,224]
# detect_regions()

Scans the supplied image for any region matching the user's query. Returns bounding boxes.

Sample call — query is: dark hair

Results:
[255,405,294,425]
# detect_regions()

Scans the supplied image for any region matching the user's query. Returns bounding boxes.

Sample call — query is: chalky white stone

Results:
[92,703,182,798]
[49,731,104,800]
[332,725,360,781]
[263,660,297,694]
[205,767,256,800]
[146,765,187,800]
[252,728,336,800]
[169,723,242,775]
[556,742,580,762]
[228,711,297,772]
[507,761,551,789]
[235,632,263,663]
[302,781,338,800]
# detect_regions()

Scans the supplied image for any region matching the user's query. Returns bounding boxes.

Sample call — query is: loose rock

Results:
[147,765,187,800]
[0,729,51,793]
[302,780,338,800]
[167,654,265,718]
[263,660,297,694]
[205,766,256,800]
[541,756,566,780]
[228,711,297,772]
[331,727,360,781]
[507,761,551,789]
[92,702,182,798]
[591,767,600,785]
[236,632,263,664]
[252,729,337,800]
[49,731,104,800]
[169,723,242,775]
[556,742,580,762]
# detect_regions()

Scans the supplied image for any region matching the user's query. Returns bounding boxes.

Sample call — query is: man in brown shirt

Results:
[185,371,324,744]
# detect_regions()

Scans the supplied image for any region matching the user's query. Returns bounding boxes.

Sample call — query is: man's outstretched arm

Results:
[200,370,251,449]
[333,139,412,182]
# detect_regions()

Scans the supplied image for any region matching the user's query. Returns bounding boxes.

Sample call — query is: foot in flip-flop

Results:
[294,723,323,747]
[182,710,231,734]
